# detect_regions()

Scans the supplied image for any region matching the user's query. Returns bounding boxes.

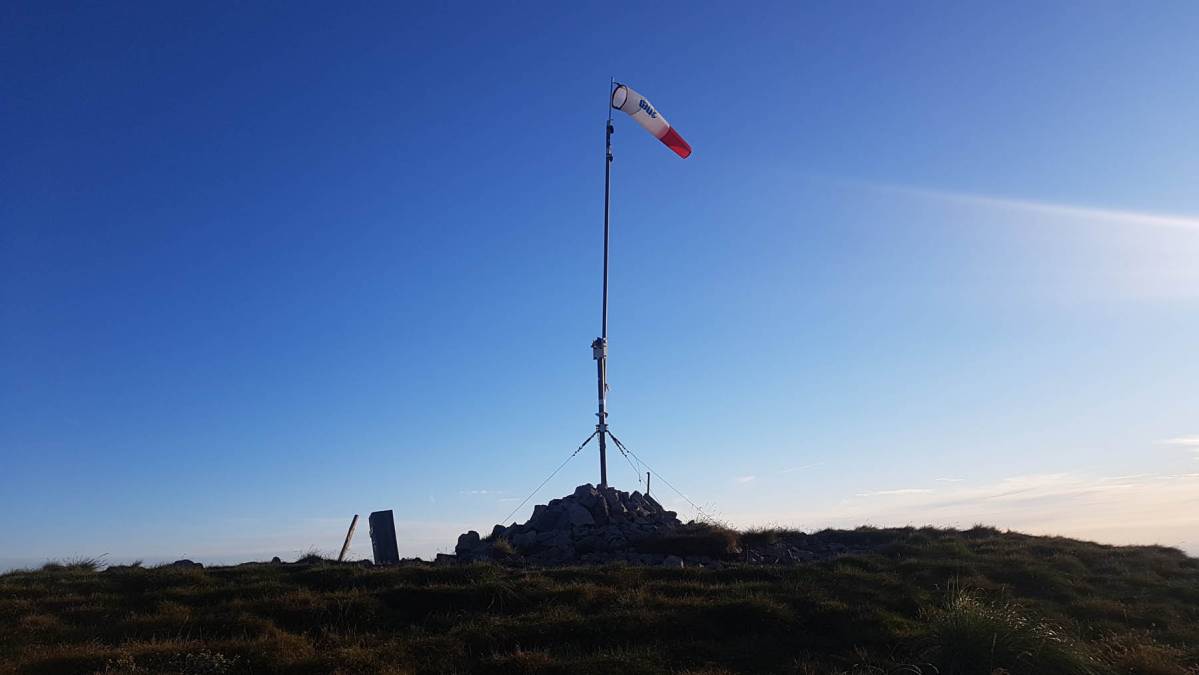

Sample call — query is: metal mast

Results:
[592,81,615,488]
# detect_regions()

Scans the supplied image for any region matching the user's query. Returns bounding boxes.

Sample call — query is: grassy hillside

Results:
[1,526,1196,674]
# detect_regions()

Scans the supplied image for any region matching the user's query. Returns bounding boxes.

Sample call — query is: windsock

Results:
[610,83,692,159]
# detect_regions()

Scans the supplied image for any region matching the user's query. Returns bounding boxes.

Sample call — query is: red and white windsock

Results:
[611,83,692,159]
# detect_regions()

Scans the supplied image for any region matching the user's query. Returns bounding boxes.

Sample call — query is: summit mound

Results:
[453,484,891,567]
[455,483,698,566]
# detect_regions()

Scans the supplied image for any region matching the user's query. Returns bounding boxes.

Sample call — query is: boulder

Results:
[564,502,595,527]
[575,534,603,553]
[542,530,571,549]
[512,530,539,550]
[589,495,612,525]
[529,504,557,531]
[455,531,481,556]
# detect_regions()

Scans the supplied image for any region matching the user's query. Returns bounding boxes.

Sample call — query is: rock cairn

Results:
[456,483,685,566]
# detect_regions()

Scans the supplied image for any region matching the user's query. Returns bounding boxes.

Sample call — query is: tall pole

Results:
[593,81,615,488]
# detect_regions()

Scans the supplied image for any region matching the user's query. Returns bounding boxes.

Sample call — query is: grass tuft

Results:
[922,582,1101,675]
[632,522,742,559]
[41,555,106,572]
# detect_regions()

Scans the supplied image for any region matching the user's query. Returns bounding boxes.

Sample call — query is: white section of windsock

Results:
[611,84,671,140]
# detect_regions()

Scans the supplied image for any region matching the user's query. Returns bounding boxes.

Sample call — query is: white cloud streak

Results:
[881,185,1199,233]
[782,462,825,474]
[1159,436,1199,449]
[856,488,934,497]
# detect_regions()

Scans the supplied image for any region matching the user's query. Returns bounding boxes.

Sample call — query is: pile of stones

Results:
[455,483,691,566]
[452,483,885,568]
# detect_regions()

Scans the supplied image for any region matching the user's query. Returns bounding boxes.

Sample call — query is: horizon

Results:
[3,2,1199,570]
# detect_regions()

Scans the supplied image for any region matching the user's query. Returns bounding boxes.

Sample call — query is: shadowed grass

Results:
[0,527,1195,674]
[632,522,741,559]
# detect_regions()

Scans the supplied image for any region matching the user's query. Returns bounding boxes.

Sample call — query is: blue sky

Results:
[3,2,1198,568]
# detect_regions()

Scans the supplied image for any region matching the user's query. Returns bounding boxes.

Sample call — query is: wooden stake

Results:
[646,472,651,497]
[337,514,359,562]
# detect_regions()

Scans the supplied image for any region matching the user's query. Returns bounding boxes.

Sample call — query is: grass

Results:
[632,522,741,559]
[0,527,1196,674]
[38,557,107,573]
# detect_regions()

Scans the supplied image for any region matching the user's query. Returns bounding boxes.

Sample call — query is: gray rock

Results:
[535,529,571,549]
[589,495,611,525]
[564,502,596,527]
[512,530,539,550]
[529,504,559,531]
[455,531,481,556]
[575,534,602,553]
[604,489,622,510]
[662,555,684,569]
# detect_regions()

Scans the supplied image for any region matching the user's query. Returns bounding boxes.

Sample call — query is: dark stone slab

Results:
[368,510,400,564]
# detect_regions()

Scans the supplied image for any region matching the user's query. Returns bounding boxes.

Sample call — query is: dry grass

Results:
[632,522,742,559]
[0,527,1196,674]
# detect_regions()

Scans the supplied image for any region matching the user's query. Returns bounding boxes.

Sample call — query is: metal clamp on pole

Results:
[592,336,609,487]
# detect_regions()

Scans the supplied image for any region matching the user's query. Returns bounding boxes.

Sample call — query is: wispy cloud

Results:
[855,182,1199,301]
[782,462,825,474]
[1100,473,1154,482]
[459,489,507,496]
[856,488,934,497]
[879,185,1199,233]
[736,475,756,484]
[1158,437,1199,461]
[1158,436,1199,449]
[935,477,965,483]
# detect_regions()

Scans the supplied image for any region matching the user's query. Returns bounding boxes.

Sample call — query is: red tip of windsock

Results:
[612,82,692,158]
[659,126,692,159]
